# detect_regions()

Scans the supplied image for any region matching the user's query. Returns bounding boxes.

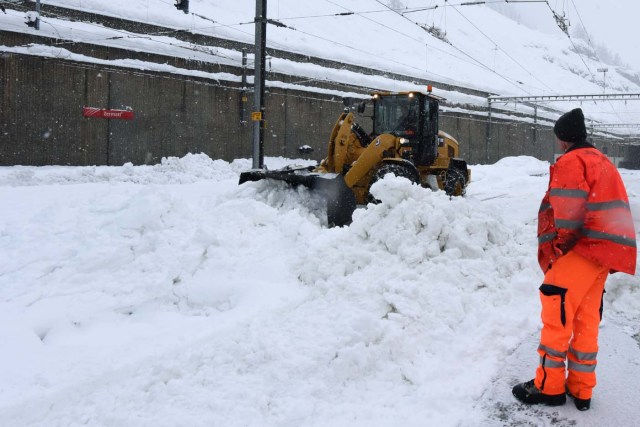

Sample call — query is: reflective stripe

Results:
[568,360,597,373]
[538,232,556,244]
[539,203,551,213]
[550,188,589,198]
[569,347,598,361]
[540,356,565,368]
[538,344,567,359]
[555,219,583,230]
[587,200,630,211]
[582,229,637,248]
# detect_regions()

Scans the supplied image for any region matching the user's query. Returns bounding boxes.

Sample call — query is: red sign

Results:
[83,107,134,120]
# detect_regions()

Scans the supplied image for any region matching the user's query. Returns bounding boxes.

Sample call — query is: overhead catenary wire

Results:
[1,5,249,66]
[386,0,606,96]
[447,3,557,93]
[264,21,471,87]
[397,2,612,95]
[0,0,614,88]
[1,43,378,102]
[2,11,443,96]
[0,0,557,94]
[375,0,526,92]
[320,0,479,76]
[368,0,540,94]
[5,0,577,99]
[557,0,624,124]
[1,4,463,88]
[13,2,421,81]
[543,1,595,82]
[5,1,261,54]
[566,0,623,124]
[3,0,634,126]
[221,0,500,89]
[48,21,244,64]
[415,0,629,125]
[401,0,548,15]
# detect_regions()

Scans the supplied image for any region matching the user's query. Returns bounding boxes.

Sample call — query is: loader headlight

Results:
[399,138,411,146]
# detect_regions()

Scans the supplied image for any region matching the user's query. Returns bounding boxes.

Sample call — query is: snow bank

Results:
[0,154,637,426]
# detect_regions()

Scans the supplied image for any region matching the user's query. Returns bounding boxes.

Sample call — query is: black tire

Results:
[375,162,420,183]
[443,167,467,196]
[368,162,420,203]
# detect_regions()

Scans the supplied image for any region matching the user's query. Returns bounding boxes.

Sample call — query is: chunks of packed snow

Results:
[0,154,638,426]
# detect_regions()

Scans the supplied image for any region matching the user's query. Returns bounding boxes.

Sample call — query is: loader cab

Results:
[371,91,440,166]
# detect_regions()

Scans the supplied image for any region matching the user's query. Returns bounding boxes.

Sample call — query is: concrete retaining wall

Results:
[1,53,343,165]
[0,52,630,167]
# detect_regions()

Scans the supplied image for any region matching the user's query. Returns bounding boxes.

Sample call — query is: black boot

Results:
[512,379,566,406]
[566,388,591,411]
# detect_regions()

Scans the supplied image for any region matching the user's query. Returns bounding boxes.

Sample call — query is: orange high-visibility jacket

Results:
[538,143,637,274]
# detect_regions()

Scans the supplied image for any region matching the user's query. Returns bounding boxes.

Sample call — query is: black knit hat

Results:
[553,108,587,143]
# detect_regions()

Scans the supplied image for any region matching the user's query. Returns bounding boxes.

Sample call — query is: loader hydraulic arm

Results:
[343,134,397,188]
[319,111,354,174]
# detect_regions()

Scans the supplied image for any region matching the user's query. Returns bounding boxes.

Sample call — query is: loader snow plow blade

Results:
[239,166,356,227]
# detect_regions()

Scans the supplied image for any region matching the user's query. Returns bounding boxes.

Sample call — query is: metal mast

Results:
[252,0,267,169]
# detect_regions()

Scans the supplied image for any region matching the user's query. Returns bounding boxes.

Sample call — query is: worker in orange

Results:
[512,108,637,411]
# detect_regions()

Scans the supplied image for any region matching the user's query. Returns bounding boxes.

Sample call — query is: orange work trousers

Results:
[534,250,608,399]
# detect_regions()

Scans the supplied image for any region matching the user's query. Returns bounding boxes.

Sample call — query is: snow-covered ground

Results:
[2,1,640,425]
[1,154,638,426]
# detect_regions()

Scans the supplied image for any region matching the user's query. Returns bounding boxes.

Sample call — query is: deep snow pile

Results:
[0,153,316,186]
[0,154,638,426]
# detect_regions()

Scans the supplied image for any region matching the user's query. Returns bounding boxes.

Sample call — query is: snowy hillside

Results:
[3,1,640,125]
[0,155,639,426]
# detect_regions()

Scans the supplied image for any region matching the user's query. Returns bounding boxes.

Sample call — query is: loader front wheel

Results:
[374,163,420,184]
[444,167,467,197]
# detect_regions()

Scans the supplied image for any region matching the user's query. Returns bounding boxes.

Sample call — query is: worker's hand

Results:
[546,244,566,271]
[552,243,564,259]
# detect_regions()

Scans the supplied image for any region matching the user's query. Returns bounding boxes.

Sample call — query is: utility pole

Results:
[533,105,538,146]
[597,67,608,94]
[252,0,267,169]
[240,48,248,126]
[35,0,40,30]
[486,98,492,163]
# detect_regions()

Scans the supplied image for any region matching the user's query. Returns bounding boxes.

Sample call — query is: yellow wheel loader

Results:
[239,88,471,226]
